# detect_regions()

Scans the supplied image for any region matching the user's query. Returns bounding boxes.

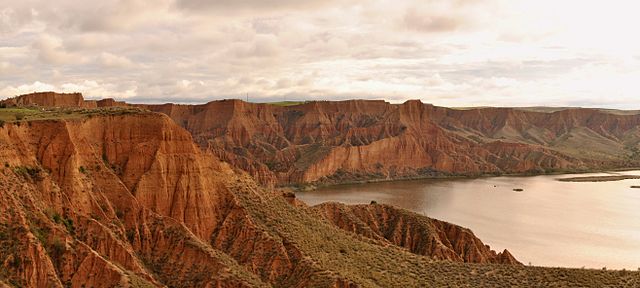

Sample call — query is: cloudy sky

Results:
[1,0,639,107]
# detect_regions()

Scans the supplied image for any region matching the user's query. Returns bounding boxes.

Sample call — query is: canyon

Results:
[1,92,639,287]
[8,92,639,187]
[137,97,640,187]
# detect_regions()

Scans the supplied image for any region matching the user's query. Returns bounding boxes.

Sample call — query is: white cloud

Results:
[0,0,640,108]
[98,52,135,68]
[32,34,85,65]
[0,81,55,98]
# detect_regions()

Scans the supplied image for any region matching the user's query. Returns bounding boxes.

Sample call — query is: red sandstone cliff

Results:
[5,92,640,186]
[2,93,638,287]
[0,110,528,287]
[0,92,125,109]
[143,99,633,186]
[313,202,520,265]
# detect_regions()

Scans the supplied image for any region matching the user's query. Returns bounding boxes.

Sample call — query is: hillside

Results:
[139,99,640,186]
[0,102,638,287]
[4,92,640,187]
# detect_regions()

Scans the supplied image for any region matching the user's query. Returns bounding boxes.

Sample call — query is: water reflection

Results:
[298,171,640,269]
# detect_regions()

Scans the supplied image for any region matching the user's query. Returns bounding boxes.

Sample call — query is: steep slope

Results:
[0,112,267,287]
[5,92,640,187]
[142,100,598,186]
[313,202,519,264]
[1,97,639,287]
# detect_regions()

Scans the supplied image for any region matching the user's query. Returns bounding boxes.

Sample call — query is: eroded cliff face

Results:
[312,202,520,265]
[0,113,267,287]
[143,99,630,186]
[7,92,640,186]
[0,91,126,109]
[2,94,640,287]
[0,111,526,287]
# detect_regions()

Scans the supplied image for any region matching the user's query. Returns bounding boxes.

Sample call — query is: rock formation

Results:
[141,99,640,186]
[5,92,640,187]
[313,202,520,264]
[0,93,638,287]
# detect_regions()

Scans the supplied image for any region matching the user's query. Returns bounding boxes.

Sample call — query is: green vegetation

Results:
[49,237,66,260]
[0,106,147,123]
[49,211,75,235]
[557,175,640,182]
[293,143,332,170]
[0,107,39,122]
[12,165,43,180]
[263,101,306,107]
[78,166,87,174]
[229,179,640,287]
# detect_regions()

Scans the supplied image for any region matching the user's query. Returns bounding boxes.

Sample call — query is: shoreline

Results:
[285,166,640,191]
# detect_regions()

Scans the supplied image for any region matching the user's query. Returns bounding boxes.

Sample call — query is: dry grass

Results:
[229,177,640,287]
[0,106,147,123]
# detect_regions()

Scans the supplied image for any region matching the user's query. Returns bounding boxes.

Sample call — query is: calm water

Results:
[298,171,640,269]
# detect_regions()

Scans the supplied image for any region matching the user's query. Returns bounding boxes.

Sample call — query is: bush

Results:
[0,119,4,128]
[13,166,42,180]
[78,166,86,174]
[14,113,25,121]
[62,218,75,235]
[50,237,66,259]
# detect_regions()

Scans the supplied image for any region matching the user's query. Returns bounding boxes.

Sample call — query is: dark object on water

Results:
[513,188,524,192]
[631,186,640,189]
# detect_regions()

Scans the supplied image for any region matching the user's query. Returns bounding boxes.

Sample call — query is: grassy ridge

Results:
[0,107,146,123]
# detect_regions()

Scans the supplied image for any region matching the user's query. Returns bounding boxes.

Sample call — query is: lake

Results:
[297,171,640,269]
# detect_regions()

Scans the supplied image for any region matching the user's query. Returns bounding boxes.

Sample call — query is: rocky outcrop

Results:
[1,94,639,287]
[141,99,599,185]
[0,110,525,287]
[7,92,640,186]
[0,92,126,109]
[313,202,520,264]
[0,112,267,287]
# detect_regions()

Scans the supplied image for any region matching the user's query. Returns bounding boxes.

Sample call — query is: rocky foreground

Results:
[0,92,638,287]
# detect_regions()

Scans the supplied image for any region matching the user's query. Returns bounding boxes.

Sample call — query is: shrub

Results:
[50,237,66,259]
[62,218,75,235]
[13,166,43,180]
[78,166,86,174]
[52,213,62,224]
[126,229,136,242]
[14,113,25,121]
[0,119,4,128]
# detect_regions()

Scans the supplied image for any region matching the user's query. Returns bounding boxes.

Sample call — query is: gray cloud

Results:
[174,0,348,12]
[1,0,639,109]
[404,11,464,33]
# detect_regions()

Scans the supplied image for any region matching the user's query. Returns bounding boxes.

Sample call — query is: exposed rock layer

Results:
[6,92,640,187]
[140,99,640,186]
[313,202,520,264]
[1,94,639,287]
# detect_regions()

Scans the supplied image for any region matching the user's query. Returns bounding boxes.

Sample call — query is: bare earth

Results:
[557,175,640,182]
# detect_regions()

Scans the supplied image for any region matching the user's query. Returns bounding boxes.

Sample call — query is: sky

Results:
[1,0,640,108]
